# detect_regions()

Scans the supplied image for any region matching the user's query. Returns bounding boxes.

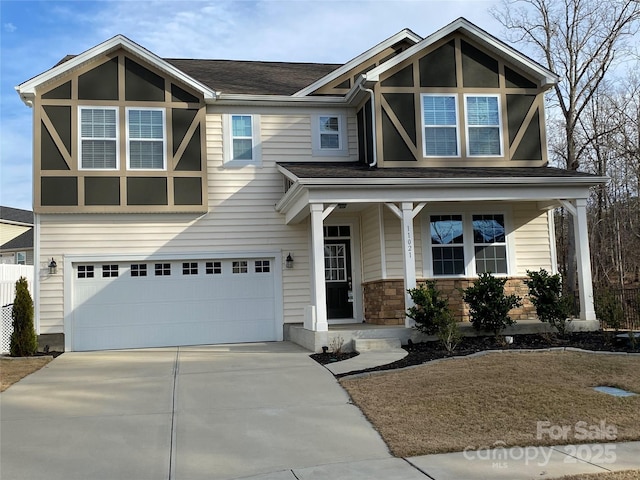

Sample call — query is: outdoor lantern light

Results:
[48,258,57,275]
[285,253,294,269]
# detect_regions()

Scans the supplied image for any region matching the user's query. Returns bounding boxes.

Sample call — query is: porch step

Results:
[354,337,402,352]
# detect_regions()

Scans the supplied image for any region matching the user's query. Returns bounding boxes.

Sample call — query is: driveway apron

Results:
[0,342,390,480]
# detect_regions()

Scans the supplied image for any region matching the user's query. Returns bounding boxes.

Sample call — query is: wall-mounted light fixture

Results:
[285,253,294,269]
[48,258,58,275]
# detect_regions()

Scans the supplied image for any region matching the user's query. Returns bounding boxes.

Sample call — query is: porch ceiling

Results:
[275,162,608,224]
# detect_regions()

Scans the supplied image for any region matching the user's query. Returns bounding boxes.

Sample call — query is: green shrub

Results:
[525,269,572,336]
[437,314,462,354]
[10,277,38,357]
[462,272,522,336]
[407,281,451,336]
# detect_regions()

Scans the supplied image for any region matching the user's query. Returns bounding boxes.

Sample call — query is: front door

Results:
[324,226,353,319]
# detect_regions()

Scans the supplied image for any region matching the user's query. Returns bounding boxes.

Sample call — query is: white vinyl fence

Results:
[1,264,35,353]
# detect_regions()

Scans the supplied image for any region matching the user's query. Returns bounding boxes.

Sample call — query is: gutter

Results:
[357,80,378,167]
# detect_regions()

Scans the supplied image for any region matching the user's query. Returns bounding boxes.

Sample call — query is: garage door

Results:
[71,258,278,351]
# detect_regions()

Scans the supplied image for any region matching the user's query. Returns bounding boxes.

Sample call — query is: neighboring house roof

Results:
[278,163,606,185]
[0,206,34,226]
[1,228,34,250]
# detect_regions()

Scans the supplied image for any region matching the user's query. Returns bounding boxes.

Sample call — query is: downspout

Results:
[357,83,377,167]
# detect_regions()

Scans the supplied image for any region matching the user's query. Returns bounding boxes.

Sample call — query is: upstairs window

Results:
[422,95,459,157]
[312,114,347,156]
[465,95,502,156]
[224,114,261,166]
[127,109,166,169]
[79,107,118,169]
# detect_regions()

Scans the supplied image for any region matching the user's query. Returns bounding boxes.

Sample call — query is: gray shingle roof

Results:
[0,206,34,225]
[0,228,33,250]
[278,162,601,180]
[165,59,341,95]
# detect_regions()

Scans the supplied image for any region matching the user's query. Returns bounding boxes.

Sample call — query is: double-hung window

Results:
[422,95,459,157]
[312,114,347,156]
[427,212,509,277]
[79,107,118,169]
[127,108,166,169]
[224,114,260,165]
[465,95,502,156]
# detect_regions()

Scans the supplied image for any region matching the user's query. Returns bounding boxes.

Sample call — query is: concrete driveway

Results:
[0,342,391,480]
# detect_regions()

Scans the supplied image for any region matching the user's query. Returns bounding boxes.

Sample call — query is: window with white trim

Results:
[312,114,347,156]
[182,262,198,275]
[421,95,459,157]
[131,264,147,277]
[155,263,171,276]
[224,114,260,165]
[79,107,118,169]
[16,252,26,265]
[206,261,222,274]
[254,260,270,273]
[427,212,509,277]
[102,264,119,278]
[127,108,166,169]
[232,261,248,274]
[465,95,502,156]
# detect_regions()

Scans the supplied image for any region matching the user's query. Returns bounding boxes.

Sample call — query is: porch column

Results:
[309,203,328,332]
[561,199,596,321]
[386,202,426,328]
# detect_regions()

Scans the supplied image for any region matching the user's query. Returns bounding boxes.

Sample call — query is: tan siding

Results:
[382,207,422,279]
[513,203,553,275]
[361,206,382,281]
[1,224,30,245]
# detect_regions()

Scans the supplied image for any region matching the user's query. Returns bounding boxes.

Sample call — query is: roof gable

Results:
[0,206,33,225]
[16,35,216,104]
[365,18,558,88]
[292,28,422,97]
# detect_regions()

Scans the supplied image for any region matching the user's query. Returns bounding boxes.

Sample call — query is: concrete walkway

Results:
[2,342,639,480]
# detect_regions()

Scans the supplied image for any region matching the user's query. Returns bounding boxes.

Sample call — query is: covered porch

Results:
[275,163,607,352]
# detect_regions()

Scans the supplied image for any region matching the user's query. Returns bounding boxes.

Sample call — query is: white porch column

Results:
[386,202,426,328]
[573,199,596,321]
[560,199,596,322]
[309,203,328,332]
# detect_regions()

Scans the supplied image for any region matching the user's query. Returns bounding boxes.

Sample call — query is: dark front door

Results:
[324,239,353,318]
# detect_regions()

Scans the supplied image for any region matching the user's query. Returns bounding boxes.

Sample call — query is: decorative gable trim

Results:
[364,18,558,88]
[292,28,422,97]
[16,35,216,105]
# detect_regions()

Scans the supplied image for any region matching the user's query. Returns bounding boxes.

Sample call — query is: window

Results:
[79,107,118,169]
[131,264,147,277]
[127,109,166,169]
[232,261,247,274]
[312,114,347,156]
[422,95,459,157]
[77,265,94,278]
[16,252,26,265]
[465,95,502,156]
[155,263,171,276]
[427,213,509,277]
[430,215,465,275]
[182,262,198,275]
[102,264,119,278]
[473,214,507,274]
[206,261,222,274]
[324,244,347,281]
[255,260,270,273]
[224,114,260,165]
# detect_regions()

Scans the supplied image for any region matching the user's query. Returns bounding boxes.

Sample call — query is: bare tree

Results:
[492,0,640,292]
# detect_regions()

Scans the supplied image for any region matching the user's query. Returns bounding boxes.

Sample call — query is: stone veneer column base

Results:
[362,278,537,325]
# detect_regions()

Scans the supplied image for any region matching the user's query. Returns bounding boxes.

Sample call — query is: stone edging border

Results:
[0,355,54,361]
[339,347,640,380]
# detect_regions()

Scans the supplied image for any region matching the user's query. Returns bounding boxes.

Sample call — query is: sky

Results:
[0,0,507,211]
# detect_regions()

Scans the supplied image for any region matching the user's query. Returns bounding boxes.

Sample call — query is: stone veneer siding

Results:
[363,278,536,325]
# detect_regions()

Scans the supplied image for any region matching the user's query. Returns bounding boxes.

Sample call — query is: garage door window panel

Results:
[155,263,171,276]
[206,261,222,274]
[182,262,198,275]
[77,265,94,278]
[131,264,147,277]
[255,260,270,273]
[233,261,248,274]
[102,264,119,278]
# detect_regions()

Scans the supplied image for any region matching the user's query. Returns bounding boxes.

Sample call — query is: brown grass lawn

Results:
[559,471,640,480]
[0,357,52,392]
[341,351,640,457]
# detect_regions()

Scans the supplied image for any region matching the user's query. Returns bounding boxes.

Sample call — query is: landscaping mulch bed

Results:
[318,331,639,377]
[310,351,359,365]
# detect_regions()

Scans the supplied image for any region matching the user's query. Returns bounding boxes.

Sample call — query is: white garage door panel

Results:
[71,259,278,351]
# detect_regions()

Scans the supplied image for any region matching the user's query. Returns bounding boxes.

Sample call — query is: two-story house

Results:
[16,18,605,352]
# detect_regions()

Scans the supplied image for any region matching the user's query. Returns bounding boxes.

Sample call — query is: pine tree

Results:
[10,277,38,357]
